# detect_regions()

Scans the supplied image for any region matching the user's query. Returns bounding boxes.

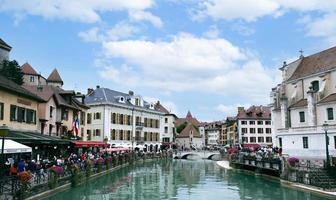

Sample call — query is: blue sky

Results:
[1,0,336,121]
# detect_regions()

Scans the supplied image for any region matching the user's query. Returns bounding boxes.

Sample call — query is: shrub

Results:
[48,170,58,189]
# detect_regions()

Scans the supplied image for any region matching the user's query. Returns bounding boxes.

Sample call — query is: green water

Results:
[47,160,329,200]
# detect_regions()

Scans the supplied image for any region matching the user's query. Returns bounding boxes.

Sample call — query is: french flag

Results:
[72,118,80,136]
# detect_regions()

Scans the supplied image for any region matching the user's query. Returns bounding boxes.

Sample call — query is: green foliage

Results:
[85,160,92,178]
[0,60,24,85]
[176,122,187,133]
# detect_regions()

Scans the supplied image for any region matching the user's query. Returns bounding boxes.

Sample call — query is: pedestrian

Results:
[17,159,26,174]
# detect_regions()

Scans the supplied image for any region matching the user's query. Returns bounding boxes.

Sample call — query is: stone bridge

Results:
[173,151,221,160]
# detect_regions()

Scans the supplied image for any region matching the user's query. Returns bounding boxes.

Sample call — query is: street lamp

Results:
[0,124,9,176]
[322,122,330,168]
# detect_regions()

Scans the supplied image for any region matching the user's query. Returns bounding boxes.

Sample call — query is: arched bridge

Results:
[173,151,221,160]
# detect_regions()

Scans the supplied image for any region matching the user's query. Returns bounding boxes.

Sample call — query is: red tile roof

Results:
[288,46,336,82]
[154,101,169,114]
[175,111,201,127]
[21,62,39,75]
[47,69,63,83]
[236,105,271,119]
[176,123,201,138]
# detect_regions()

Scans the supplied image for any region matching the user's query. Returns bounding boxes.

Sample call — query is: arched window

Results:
[111,129,116,140]
[311,80,319,92]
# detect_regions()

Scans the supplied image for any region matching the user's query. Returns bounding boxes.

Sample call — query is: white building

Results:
[236,106,272,146]
[155,101,177,148]
[85,87,165,151]
[271,47,336,160]
[204,121,222,146]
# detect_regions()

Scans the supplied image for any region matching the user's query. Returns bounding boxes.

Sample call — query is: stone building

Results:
[271,46,336,159]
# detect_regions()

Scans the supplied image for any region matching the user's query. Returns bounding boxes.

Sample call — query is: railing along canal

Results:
[0,151,172,200]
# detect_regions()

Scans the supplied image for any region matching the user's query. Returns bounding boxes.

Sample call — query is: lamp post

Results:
[0,124,9,176]
[322,122,330,168]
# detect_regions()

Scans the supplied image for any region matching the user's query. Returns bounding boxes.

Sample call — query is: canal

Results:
[47,159,328,200]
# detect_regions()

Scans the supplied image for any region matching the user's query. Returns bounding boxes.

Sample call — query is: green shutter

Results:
[10,105,16,121]
[0,103,3,120]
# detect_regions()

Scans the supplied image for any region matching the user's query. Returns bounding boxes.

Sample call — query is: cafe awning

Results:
[243,143,261,150]
[0,139,32,154]
[71,141,108,148]
[7,131,70,145]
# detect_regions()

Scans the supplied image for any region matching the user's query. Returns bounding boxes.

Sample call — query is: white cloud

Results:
[216,103,251,117]
[129,10,163,28]
[0,0,156,23]
[79,22,139,42]
[203,25,220,38]
[98,33,278,104]
[305,13,336,44]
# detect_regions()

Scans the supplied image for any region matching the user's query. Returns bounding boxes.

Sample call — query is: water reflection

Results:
[47,160,328,200]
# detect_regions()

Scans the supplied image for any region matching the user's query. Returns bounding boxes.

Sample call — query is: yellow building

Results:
[0,75,45,132]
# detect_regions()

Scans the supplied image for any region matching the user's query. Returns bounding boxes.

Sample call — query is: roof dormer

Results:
[118,96,125,103]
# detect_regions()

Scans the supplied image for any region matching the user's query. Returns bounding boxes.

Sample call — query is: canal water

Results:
[47,160,328,200]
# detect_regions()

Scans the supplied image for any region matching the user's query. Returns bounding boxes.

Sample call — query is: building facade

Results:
[204,121,222,146]
[85,87,165,151]
[0,38,11,61]
[237,106,272,146]
[219,117,238,146]
[155,101,177,147]
[271,47,336,159]
[175,111,205,149]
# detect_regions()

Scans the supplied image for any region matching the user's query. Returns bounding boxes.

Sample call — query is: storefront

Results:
[71,141,108,154]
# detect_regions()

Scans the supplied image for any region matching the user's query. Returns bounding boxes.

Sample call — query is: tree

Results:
[0,60,24,85]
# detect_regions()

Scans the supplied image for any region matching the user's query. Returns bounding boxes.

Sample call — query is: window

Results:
[30,76,34,82]
[112,113,116,124]
[144,132,148,141]
[136,116,141,126]
[278,137,282,147]
[249,121,255,125]
[62,109,68,121]
[163,138,170,143]
[250,128,255,134]
[119,130,124,140]
[111,129,116,140]
[242,137,248,143]
[94,112,101,120]
[165,117,168,123]
[135,131,141,141]
[17,107,26,122]
[242,128,247,134]
[299,111,305,122]
[120,114,124,124]
[258,137,264,143]
[10,105,17,121]
[266,137,272,143]
[127,131,131,140]
[311,80,319,92]
[80,112,85,125]
[49,106,53,118]
[241,121,247,125]
[87,130,91,141]
[250,137,256,143]
[127,115,131,125]
[0,102,3,120]
[303,137,308,149]
[87,113,92,124]
[266,128,272,134]
[155,119,159,128]
[327,108,334,120]
[94,129,101,137]
[257,121,263,125]
[26,109,36,124]
[265,121,271,125]
[144,118,148,127]
[257,128,264,134]
[164,127,168,133]
[334,136,336,149]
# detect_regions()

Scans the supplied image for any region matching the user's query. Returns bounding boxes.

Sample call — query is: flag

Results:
[72,118,80,136]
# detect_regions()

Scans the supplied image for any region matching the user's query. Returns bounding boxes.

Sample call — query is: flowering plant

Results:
[19,171,31,183]
[288,157,299,167]
[50,166,64,176]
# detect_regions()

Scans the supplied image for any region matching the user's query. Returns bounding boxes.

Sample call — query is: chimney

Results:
[129,90,134,96]
[87,88,94,95]
[238,107,244,113]
[157,100,160,105]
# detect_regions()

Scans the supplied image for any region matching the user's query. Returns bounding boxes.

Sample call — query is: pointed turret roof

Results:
[47,69,63,84]
[186,111,192,119]
[21,62,39,75]
[0,38,12,51]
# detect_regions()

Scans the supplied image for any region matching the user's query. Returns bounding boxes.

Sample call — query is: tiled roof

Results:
[236,105,271,119]
[176,123,201,138]
[47,69,63,83]
[289,99,307,108]
[318,93,336,104]
[155,101,169,114]
[0,75,44,102]
[288,46,336,82]
[21,62,39,75]
[0,38,11,51]
[175,111,201,127]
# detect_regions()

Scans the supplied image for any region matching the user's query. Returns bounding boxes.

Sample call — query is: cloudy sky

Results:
[1,0,336,121]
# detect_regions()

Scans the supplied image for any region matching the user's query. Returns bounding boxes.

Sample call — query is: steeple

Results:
[186,111,193,119]
[21,62,39,75]
[47,68,63,87]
